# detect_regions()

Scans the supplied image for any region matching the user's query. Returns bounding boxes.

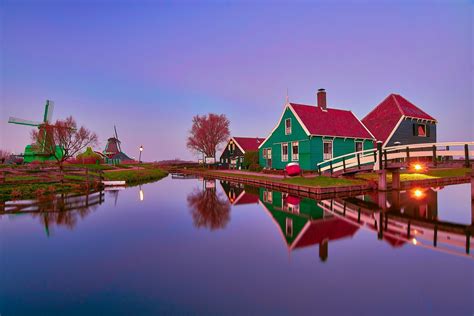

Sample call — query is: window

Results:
[413,123,429,137]
[418,124,426,137]
[323,141,333,160]
[263,148,267,159]
[355,141,363,152]
[267,148,272,159]
[281,143,288,161]
[263,190,273,203]
[285,118,292,135]
[292,141,299,161]
[286,218,293,237]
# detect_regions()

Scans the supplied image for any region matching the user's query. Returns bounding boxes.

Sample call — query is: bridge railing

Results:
[317,141,474,174]
[316,148,378,175]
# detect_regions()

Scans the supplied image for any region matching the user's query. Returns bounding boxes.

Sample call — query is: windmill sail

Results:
[44,100,55,123]
[8,117,41,127]
[114,125,122,152]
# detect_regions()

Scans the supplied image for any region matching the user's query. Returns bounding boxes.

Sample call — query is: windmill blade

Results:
[44,100,55,123]
[114,125,122,152]
[8,117,41,127]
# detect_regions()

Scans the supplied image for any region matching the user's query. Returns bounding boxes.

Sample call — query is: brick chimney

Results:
[317,88,327,110]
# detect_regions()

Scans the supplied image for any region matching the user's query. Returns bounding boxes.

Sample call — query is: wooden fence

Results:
[0,166,104,186]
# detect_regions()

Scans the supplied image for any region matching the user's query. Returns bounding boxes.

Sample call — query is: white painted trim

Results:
[230,137,246,154]
[288,104,311,136]
[382,115,405,148]
[258,103,293,149]
[350,110,376,140]
[281,142,289,162]
[323,139,334,161]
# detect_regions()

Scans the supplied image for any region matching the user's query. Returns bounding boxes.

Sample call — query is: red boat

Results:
[285,162,301,177]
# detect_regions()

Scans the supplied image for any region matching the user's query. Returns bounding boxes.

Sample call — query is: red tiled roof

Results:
[233,137,265,152]
[362,94,436,143]
[290,103,374,139]
[234,192,259,205]
[293,217,359,249]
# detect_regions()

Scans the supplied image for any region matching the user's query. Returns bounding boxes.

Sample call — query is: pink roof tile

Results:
[289,103,374,139]
[362,94,436,143]
[233,137,265,152]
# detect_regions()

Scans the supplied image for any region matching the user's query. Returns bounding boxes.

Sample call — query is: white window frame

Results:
[281,143,289,162]
[291,141,299,161]
[285,118,292,135]
[323,140,333,161]
[355,141,363,153]
[417,123,427,137]
[266,148,272,159]
[263,190,273,203]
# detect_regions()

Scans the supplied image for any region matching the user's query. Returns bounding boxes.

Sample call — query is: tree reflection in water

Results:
[187,180,231,230]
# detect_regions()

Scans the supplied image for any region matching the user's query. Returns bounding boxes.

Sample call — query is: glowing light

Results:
[414,164,423,171]
[413,189,424,198]
[139,189,144,201]
[412,238,418,245]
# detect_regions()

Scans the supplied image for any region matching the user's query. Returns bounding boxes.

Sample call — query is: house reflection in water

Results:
[220,181,259,206]
[258,188,359,262]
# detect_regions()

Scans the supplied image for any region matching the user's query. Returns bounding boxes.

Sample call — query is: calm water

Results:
[1,176,473,315]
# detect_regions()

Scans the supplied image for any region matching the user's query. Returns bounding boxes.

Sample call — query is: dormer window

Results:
[285,118,292,135]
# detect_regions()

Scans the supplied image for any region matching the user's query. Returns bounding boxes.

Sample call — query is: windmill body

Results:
[8,100,63,163]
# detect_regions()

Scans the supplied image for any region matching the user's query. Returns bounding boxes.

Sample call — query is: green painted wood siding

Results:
[259,107,311,170]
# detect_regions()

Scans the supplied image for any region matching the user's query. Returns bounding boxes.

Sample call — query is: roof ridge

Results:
[391,94,404,116]
[362,94,394,121]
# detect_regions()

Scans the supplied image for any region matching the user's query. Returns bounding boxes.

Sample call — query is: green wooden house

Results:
[258,89,375,170]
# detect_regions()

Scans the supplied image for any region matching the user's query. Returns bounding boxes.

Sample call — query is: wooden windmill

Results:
[8,100,62,162]
[103,125,132,164]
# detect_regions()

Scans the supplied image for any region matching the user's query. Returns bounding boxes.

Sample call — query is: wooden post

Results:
[466,231,470,255]
[432,145,437,167]
[378,212,384,240]
[433,224,438,247]
[329,161,333,176]
[343,202,346,216]
[357,208,361,223]
[464,144,470,168]
[377,141,383,170]
[392,169,401,190]
[406,146,410,164]
[378,170,387,191]
[407,221,411,238]
[342,157,346,172]
[383,149,388,169]
[318,165,321,176]
[357,153,361,169]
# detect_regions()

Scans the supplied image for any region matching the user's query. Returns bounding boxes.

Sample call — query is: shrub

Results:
[243,151,259,169]
[248,163,262,172]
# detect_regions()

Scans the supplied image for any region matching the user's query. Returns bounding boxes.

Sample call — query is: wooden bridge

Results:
[316,141,474,177]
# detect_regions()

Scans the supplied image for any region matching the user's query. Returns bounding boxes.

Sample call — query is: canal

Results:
[1,176,473,315]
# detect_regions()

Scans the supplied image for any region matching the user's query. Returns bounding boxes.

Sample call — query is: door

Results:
[267,148,272,168]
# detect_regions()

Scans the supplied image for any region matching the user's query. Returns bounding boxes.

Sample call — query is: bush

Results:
[243,151,259,169]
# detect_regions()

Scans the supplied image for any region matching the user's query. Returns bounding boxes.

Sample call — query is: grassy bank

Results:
[104,167,168,185]
[0,164,168,201]
[200,170,366,187]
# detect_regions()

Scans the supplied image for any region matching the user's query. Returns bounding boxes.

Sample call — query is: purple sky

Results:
[1,0,472,161]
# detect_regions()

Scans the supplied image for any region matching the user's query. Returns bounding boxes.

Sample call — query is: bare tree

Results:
[31,116,98,169]
[0,150,10,164]
[187,113,230,158]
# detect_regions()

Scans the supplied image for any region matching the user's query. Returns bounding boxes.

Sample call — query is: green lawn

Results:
[206,171,365,187]
[356,167,471,182]
[282,176,366,186]
[104,168,168,185]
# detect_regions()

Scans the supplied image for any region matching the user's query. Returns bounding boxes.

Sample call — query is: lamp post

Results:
[139,145,143,163]
[137,145,143,170]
